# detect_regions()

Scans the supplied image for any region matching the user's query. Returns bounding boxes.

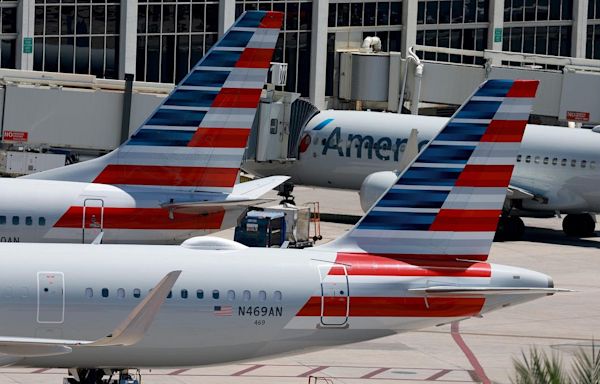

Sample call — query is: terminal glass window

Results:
[587,25,600,59]
[137,0,219,83]
[0,1,16,69]
[236,1,313,96]
[34,0,120,78]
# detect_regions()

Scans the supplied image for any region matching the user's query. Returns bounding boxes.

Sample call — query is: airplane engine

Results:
[359,171,399,212]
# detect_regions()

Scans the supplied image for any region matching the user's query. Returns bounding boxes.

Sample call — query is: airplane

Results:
[0,79,563,384]
[243,96,600,240]
[0,11,288,244]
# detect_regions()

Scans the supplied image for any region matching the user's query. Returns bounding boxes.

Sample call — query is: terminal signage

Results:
[23,38,33,54]
[3,130,28,142]
[566,111,590,122]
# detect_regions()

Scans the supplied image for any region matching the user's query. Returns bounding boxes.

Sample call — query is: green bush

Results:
[511,344,600,384]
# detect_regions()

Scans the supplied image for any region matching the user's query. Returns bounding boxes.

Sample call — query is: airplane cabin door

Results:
[318,265,349,327]
[37,272,65,323]
[82,198,104,243]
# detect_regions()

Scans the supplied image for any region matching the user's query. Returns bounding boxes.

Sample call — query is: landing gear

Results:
[277,181,296,205]
[64,369,140,384]
[562,213,596,237]
[495,216,525,241]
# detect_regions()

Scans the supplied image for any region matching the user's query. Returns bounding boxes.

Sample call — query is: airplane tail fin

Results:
[321,79,539,262]
[24,11,283,193]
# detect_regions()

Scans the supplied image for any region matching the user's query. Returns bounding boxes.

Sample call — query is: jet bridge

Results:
[244,90,319,164]
[333,46,600,126]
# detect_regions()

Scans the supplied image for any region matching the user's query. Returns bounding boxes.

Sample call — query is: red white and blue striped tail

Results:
[322,79,539,262]
[25,11,283,193]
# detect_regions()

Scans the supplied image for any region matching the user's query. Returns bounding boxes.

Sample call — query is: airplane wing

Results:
[409,286,570,296]
[162,176,290,214]
[0,270,181,357]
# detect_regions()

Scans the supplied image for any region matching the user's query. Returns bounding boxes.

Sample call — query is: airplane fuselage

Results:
[0,179,241,244]
[244,111,600,214]
[0,242,550,368]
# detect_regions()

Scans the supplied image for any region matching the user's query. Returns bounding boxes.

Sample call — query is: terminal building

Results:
[3,0,598,108]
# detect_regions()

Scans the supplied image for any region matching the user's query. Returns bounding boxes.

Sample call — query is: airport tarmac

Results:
[1,186,599,384]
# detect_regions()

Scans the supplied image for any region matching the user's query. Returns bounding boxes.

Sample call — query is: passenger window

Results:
[38,217,46,226]
[12,216,19,225]
[525,155,531,163]
[196,289,204,299]
[243,290,251,301]
[516,154,521,162]
[561,158,567,166]
[571,159,577,167]
[212,290,219,299]
[181,289,188,299]
[534,156,540,164]
[85,288,93,298]
[581,160,587,168]
[227,290,235,301]
[101,288,109,298]
[25,216,32,226]
[117,288,125,299]
[167,290,172,299]
[133,288,141,298]
[274,291,282,301]
[0,216,5,225]
[552,158,558,165]
[259,290,267,301]
[591,161,596,169]
[543,157,549,165]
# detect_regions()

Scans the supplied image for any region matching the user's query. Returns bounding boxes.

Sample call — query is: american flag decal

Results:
[214,305,233,316]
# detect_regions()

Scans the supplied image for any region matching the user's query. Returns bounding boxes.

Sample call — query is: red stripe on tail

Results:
[211,88,262,109]
[236,48,275,69]
[455,164,514,187]
[187,128,251,148]
[260,12,284,29]
[506,80,538,98]
[429,209,501,232]
[480,120,527,142]
[93,165,239,187]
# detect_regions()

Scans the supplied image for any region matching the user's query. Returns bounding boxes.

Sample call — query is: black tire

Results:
[495,216,525,241]
[563,214,596,237]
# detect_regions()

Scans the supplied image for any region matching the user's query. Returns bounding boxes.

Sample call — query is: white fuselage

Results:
[0,242,550,368]
[0,179,243,244]
[244,111,600,214]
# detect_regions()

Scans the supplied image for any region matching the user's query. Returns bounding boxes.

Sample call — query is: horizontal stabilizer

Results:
[409,286,571,296]
[0,270,181,356]
[162,176,289,214]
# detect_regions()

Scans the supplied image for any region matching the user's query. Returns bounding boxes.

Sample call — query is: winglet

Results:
[87,270,181,347]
